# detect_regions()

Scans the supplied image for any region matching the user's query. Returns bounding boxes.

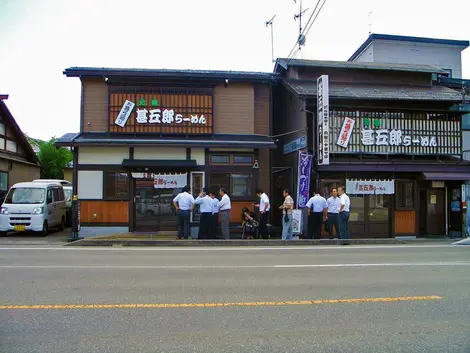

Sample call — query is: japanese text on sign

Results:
[114,100,135,128]
[317,75,330,165]
[336,117,355,148]
[136,108,207,125]
[361,129,438,147]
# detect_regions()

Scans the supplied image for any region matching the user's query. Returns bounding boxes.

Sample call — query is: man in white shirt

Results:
[172,185,194,240]
[338,185,351,243]
[209,191,219,239]
[306,189,328,239]
[325,188,342,239]
[217,188,231,240]
[194,187,213,240]
[256,188,270,239]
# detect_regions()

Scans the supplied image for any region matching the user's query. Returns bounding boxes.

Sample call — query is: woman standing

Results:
[279,189,294,240]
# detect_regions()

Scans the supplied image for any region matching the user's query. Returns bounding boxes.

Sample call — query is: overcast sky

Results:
[0,0,469,140]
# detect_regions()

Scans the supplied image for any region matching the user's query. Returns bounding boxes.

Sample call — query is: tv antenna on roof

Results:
[368,10,373,35]
[265,15,276,63]
[294,0,309,49]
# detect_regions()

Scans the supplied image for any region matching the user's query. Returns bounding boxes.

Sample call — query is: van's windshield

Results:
[5,188,46,204]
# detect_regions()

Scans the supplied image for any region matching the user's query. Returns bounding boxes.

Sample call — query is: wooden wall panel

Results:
[80,200,128,224]
[254,84,270,135]
[395,210,416,234]
[214,83,254,134]
[227,201,254,223]
[83,79,108,132]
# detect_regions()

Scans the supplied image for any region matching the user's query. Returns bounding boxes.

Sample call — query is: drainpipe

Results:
[445,183,449,236]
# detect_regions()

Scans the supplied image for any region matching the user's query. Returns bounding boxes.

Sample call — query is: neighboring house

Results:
[272,58,469,238]
[63,161,73,183]
[56,68,276,236]
[0,95,40,199]
[348,33,469,79]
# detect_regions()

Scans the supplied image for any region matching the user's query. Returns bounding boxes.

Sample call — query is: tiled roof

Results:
[275,58,447,74]
[284,80,463,101]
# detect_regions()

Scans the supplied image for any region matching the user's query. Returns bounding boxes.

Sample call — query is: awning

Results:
[422,172,470,181]
[55,133,277,149]
[122,159,197,168]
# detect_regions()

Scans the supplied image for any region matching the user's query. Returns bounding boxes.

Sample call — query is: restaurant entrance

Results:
[134,179,180,232]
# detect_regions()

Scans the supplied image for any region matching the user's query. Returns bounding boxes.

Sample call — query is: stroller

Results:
[241,207,259,239]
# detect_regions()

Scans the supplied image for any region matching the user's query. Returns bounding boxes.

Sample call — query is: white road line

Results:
[0,244,458,251]
[0,261,469,269]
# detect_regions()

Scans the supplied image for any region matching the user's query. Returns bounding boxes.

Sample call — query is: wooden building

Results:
[56,68,276,236]
[272,59,470,238]
[0,95,40,201]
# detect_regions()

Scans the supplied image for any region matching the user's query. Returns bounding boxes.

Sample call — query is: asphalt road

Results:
[0,244,469,353]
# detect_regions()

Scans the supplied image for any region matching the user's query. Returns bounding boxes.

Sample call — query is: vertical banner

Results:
[296,152,313,208]
[317,75,330,165]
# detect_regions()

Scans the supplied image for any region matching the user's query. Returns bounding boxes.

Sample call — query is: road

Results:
[0,244,469,353]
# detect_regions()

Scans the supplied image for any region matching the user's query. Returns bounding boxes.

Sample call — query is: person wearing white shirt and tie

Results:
[338,185,351,243]
[194,187,213,240]
[217,188,231,240]
[255,188,270,239]
[209,191,219,239]
[172,185,194,240]
[325,188,342,239]
[306,189,328,239]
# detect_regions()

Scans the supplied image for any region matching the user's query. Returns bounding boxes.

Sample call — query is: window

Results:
[6,188,45,204]
[210,155,230,164]
[0,172,8,194]
[233,155,253,164]
[209,153,254,165]
[462,114,470,131]
[47,189,53,204]
[104,172,129,199]
[396,180,415,209]
[52,188,60,202]
[0,123,5,136]
[210,173,253,197]
[6,140,17,153]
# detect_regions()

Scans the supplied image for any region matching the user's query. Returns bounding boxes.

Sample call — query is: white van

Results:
[0,182,67,236]
[33,179,72,186]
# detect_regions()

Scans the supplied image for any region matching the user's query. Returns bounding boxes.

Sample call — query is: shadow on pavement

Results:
[0,228,70,245]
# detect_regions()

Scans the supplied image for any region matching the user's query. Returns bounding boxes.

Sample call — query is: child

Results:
[241,207,258,239]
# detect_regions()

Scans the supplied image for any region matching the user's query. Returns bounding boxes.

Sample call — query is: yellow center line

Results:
[0,296,442,310]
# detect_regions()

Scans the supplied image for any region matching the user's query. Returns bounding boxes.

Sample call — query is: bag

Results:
[284,214,289,223]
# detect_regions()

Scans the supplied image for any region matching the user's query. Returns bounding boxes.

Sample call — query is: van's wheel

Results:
[40,221,48,237]
[0,231,7,237]
[59,217,65,231]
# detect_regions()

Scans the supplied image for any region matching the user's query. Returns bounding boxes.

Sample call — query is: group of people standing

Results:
[172,186,231,240]
[173,184,351,242]
[306,186,350,242]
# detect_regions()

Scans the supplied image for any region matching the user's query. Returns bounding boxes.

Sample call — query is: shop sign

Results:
[132,173,188,189]
[336,117,355,148]
[361,129,438,147]
[432,181,445,188]
[346,179,395,195]
[292,209,303,234]
[114,100,135,128]
[296,152,313,208]
[136,108,207,126]
[317,75,329,165]
[283,135,307,154]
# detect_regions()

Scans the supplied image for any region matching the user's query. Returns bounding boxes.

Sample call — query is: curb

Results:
[64,238,414,247]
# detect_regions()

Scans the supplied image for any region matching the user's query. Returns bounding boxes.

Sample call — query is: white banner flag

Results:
[132,173,188,189]
[346,179,395,195]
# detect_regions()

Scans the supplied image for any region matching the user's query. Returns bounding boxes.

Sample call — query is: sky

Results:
[0,0,469,140]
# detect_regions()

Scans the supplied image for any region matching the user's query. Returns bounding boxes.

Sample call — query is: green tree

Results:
[37,138,73,179]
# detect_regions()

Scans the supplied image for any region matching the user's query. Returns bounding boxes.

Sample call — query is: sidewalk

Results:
[65,233,459,247]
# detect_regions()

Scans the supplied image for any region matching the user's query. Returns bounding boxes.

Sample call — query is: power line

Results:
[302,0,327,40]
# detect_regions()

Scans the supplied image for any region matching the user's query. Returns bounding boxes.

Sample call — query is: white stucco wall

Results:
[134,147,186,160]
[191,148,205,165]
[78,170,103,199]
[78,147,129,165]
